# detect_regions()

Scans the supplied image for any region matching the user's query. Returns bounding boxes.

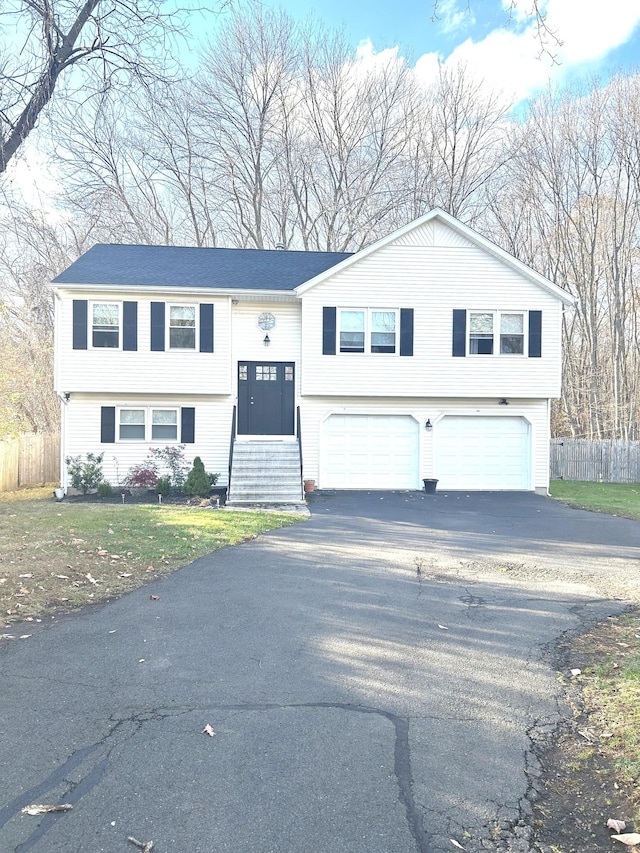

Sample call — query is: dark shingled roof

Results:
[52,244,353,291]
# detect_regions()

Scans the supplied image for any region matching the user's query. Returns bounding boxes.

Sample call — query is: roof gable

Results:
[52,244,352,292]
[295,209,573,305]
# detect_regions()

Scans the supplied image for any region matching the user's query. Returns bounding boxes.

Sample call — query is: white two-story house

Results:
[51,209,572,502]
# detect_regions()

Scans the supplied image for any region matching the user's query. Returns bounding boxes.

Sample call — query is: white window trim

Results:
[117,407,180,442]
[468,310,528,356]
[90,300,122,351]
[338,307,400,355]
[167,303,198,351]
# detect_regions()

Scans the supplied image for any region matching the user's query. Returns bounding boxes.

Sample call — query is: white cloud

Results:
[545,0,640,63]
[435,0,476,34]
[419,0,640,105]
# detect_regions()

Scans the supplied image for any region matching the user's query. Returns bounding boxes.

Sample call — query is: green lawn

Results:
[549,480,640,521]
[0,490,304,629]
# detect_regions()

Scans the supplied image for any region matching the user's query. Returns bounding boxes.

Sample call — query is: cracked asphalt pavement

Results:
[1,490,639,853]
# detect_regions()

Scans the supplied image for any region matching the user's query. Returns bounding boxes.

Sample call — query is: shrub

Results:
[156,475,172,497]
[184,456,212,498]
[208,471,220,486]
[149,445,190,490]
[97,480,113,498]
[122,460,159,490]
[65,453,105,494]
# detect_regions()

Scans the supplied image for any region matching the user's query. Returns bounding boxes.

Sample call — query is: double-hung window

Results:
[92,302,120,348]
[118,408,179,441]
[168,305,196,349]
[469,311,525,355]
[339,308,398,354]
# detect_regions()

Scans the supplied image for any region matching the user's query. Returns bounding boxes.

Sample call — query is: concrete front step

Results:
[228,439,303,505]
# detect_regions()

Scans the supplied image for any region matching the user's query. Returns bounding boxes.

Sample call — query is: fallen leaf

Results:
[18,573,33,579]
[201,724,216,737]
[22,804,73,815]
[19,634,32,639]
[578,729,595,742]
[617,642,630,648]
[118,572,133,578]
[110,555,122,560]
[127,836,154,852]
[85,573,98,585]
[437,624,449,630]
[97,550,108,556]
[612,833,640,846]
[608,819,627,833]
[55,575,69,580]
[138,659,145,663]
[146,566,155,572]
[450,840,465,850]
[570,668,582,676]
[150,595,159,601]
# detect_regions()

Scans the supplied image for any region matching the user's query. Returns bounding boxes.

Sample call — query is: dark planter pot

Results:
[423,478,438,494]
[210,486,227,506]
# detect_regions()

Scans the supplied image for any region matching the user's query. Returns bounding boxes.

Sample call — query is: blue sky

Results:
[250,0,640,103]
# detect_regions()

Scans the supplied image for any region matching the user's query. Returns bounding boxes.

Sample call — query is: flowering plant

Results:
[149,444,190,489]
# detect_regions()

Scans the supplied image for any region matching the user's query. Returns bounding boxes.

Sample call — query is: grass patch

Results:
[549,480,640,521]
[581,615,640,797]
[0,490,302,633]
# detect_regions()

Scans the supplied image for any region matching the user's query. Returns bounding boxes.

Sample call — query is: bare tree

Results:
[0,0,205,174]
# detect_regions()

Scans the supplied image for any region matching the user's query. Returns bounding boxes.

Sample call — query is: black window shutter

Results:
[151,302,165,351]
[528,311,542,357]
[323,307,336,355]
[72,300,88,350]
[181,407,195,443]
[452,309,466,357]
[199,304,214,353]
[101,407,116,443]
[123,301,138,351]
[399,308,414,356]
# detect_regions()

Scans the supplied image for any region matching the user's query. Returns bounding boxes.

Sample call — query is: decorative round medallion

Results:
[257,312,276,331]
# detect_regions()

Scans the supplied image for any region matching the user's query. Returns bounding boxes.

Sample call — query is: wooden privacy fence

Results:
[0,433,60,492]
[551,438,640,483]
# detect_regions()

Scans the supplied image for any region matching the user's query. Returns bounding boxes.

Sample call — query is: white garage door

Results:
[322,415,420,489]
[435,416,531,490]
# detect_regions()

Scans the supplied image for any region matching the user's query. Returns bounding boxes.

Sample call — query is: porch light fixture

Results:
[499,398,509,405]
[425,419,432,430]
[263,334,271,347]
[64,392,71,402]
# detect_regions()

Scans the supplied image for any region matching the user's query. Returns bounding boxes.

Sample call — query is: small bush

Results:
[156,475,172,497]
[149,445,190,490]
[123,460,159,490]
[208,471,220,486]
[184,456,212,498]
[65,452,105,494]
[97,481,113,498]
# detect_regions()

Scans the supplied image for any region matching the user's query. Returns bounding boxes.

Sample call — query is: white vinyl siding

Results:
[62,394,234,489]
[301,238,563,399]
[56,293,231,395]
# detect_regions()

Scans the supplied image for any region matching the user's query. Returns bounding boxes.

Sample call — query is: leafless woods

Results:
[0,3,638,438]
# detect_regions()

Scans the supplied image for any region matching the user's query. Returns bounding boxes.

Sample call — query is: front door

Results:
[237,362,295,435]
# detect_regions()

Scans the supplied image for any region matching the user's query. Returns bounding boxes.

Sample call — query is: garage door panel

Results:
[322,415,419,489]
[435,416,531,490]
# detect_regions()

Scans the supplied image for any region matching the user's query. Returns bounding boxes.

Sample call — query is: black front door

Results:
[237,362,295,435]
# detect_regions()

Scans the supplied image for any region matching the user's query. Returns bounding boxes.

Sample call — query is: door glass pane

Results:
[285,366,294,381]
[256,365,277,380]
[239,365,248,381]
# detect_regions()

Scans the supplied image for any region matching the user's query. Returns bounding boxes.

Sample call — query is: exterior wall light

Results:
[425,419,432,430]
[263,334,271,347]
[499,398,509,405]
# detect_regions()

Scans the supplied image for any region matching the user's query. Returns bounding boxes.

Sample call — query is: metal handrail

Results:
[228,405,237,492]
[296,405,303,493]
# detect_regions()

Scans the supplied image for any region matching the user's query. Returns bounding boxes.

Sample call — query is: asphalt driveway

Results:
[1,491,639,853]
